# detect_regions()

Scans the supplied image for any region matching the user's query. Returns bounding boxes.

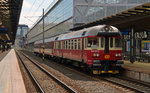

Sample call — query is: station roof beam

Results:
[0,0,23,44]
[71,2,150,32]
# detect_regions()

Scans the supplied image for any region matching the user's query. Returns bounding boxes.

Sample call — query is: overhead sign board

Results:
[0,28,8,34]
[120,30,130,35]
[142,40,150,53]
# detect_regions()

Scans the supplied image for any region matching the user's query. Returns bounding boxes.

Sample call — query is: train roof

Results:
[34,25,120,44]
[57,25,119,40]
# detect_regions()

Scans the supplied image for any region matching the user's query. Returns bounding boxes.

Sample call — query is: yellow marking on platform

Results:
[4,68,10,93]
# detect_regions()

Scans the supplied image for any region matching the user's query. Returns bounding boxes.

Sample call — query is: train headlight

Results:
[93,53,97,57]
[93,53,99,57]
[115,53,121,57]
[118,53,121,56]
[115,54,119,57]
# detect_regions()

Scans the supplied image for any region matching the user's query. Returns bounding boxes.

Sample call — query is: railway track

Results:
[21,50,150,93]
[46,58,150,93]
[100,76,150,93]
[16,51,77,93]
[52,61,150,93]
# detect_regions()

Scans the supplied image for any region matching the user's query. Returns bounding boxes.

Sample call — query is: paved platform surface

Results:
[0,50,10,62]
[123,60,150,74]
[0,49,26,93]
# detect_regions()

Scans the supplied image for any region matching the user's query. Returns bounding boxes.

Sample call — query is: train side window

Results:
[54,42,56,49]
[58,42,60,49]
[70,40,72,49]
[85,38,87,49]
[66,41,68,49]
[72,40,74,49]
[55,42,56,49]
[56,42,57,49]
[68,40,70,49]
[57,42,59,49]
[49,42,51,49]
[78,39,80,50]
[110,37,113,48]
[56,42,58,49]
[101,37,105,48]
[74,39,77,50]
[61,41,63,49]
[63,41,65,49]
[55,42,57,49]
[81,39,82,50]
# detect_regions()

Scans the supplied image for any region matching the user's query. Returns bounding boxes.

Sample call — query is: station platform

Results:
[123,60,150,74]
[0,49,26,93]
[122,60,150,83]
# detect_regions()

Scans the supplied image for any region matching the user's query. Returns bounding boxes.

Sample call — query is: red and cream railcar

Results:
[34,37,55,56]
[34,25,123,74]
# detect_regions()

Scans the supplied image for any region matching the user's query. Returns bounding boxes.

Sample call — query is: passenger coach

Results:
[34,25,123,74]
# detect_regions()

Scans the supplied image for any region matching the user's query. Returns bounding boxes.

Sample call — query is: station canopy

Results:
[0,0,23,44]
[71,2,150,32]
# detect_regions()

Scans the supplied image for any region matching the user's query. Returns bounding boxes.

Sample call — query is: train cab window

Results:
[87,37,99,49]
[115,38,122,48]
[101,37,105,48]
[110,37,113,48]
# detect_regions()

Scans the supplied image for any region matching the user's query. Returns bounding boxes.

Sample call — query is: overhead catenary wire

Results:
[25,0,37,16]
[31,0,45,17]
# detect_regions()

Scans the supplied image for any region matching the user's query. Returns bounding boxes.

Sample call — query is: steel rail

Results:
[20,51,77,93]
[99,77,146,93]
[16,51,45,93]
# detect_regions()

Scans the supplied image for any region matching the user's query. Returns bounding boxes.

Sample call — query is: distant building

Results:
[15,24,28,49]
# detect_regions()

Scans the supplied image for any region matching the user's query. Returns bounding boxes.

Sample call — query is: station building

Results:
[15,25,28,49]
[27,0,150,52]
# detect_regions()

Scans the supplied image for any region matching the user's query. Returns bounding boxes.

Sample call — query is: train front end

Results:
[84,25,123,74]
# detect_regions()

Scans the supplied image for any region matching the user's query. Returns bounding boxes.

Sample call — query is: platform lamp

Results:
[0,21,2,26]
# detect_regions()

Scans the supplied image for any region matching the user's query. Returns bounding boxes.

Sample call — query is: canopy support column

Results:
[130,27,136,63]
